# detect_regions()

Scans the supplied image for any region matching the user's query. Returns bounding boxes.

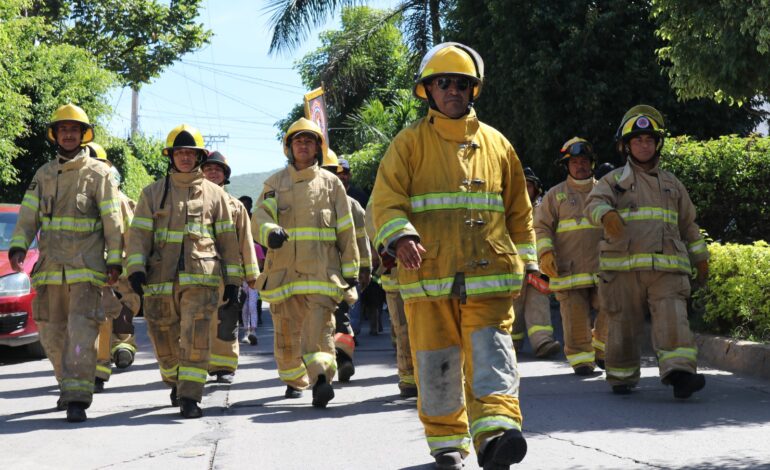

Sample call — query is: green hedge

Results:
[693,241,770,342]
[661,135,770,243]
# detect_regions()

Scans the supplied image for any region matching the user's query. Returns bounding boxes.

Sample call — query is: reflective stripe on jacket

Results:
[11,150,124,287]
[226,193,259,282]
[535,177,602,291]
[125,170,243,295]
[584,159,709,274]
[371,108,535,304]
[252,165,359,304]
[349,196,371,271]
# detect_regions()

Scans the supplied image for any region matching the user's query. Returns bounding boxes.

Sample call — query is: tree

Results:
[448,0,763,186]
[277,7,415,155]
[653,0,770,104]
[34,0,212,89]
[265,0,450,58]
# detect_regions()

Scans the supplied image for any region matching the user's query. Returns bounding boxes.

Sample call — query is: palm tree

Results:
[264,0,450,58]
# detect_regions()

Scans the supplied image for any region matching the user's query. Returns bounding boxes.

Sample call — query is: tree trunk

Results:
[429,0,441,44]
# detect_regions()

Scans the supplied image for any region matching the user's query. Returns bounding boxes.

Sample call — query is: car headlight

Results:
[0,272,31,296]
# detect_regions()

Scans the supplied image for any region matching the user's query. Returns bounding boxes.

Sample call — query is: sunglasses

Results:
[433,76,472,91]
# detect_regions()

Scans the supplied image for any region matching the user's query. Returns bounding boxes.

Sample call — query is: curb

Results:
[695,333,770,380]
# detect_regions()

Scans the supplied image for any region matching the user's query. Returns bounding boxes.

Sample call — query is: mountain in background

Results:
[226,168,283,201]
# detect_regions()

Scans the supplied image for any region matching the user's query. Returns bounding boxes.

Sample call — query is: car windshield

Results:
[0,211,37,250]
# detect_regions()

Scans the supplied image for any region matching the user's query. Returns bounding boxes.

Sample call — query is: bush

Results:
[694,241,770,342]
[661,135,770,243]
[96,136,155,202]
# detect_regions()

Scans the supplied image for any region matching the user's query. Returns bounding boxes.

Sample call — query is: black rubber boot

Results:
[596,359,606,370]
[574,365,595,376]
[179,398,203,419]
[56,397,67,411]
[170,386,179,407]
[668,371,706,399]
[312,374,334,408]
[535,340,562,359]
[336,349,355,383]
[214,371,235,384]
[94,377,105,393]
[479,429,528,469]
[66,402,88,423]
[399,384,418,398]
[114,348,135,369]
[285,385,303,399]
[612,384,633,395]
[435,450,463,470]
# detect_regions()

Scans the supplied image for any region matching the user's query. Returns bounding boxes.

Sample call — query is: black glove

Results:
[267,228,289,249]
[217,286,240,341]
[112,305,135,335]
[344,277,358,288]
[128,272,146,297]
[222,284,239,307]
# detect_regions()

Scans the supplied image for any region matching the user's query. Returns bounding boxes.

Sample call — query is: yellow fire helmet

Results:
[282,117,328,163]
[162,124,207,156]
[556,137,596,166]
[414,42,484,100]
[85,142,110,165]
[615,104,666,153]
[322,148,340,169]
[47,103,94,144]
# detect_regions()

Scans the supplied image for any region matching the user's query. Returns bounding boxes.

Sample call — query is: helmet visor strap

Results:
[434,76,471,91]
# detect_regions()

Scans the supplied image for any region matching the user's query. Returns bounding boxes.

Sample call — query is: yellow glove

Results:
[602,210,625,239]
[540,251,558,278]
[696,259,709,282]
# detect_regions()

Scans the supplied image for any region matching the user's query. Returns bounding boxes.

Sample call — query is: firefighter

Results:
[364,201,418,398]
[321,149,371,383]
[252,118,359,408]
[8,103,124,422]
[585,105,709,398]
[371,43,531,469]
[535,139,608,375]
[85,142,141,393]
[511,167,562,358]
[126,124,242,419]
[201,151,259,384]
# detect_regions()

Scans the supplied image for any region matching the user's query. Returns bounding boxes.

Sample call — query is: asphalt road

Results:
[1,304,769,470]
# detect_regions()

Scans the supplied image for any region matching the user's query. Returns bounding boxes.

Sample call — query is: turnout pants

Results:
[33,282,103,406]
[599,271,697,386]
[95,286,125,382]
[272,294,337,390]
[554,287,608,371]
[209,313,239,374]
[144,283,218,402]
[405,296,522,457]
[511,283,556,354]
[385,290,415,390]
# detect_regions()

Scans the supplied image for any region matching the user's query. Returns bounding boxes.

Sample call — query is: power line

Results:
[182,59,293,70]
[181,61,305,94]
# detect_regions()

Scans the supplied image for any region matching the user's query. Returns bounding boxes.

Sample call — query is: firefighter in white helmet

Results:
[9,104,124,422]
[586,105,708,398]
[126,124,242,419]
[253,118,359,408]
[372,42,531,469]
[201,151,259,384]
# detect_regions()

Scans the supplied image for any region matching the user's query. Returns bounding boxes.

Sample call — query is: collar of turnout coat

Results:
[426,107,480,143]
[169,169,204,188]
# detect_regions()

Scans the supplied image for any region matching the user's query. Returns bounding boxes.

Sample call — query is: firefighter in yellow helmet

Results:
[585,105,709,398]
[201,151,259,384]
[510,167,562,359]
[9,103,124,422]
[372,42,531,469]
[126,124,243,418]
[253,118,359,408]
[535,139,608,375]
[321,149,371,383]
[83,142,142,392]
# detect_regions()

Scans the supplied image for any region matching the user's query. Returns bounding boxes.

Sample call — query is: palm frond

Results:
[264,0,361,55]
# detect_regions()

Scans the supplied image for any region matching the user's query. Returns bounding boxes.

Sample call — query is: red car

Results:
[0,203,44,357]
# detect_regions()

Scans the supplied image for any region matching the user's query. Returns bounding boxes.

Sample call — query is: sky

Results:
[105,0,397,176]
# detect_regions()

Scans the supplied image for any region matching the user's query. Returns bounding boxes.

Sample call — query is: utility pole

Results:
[203,134,229,147]
[130,88,139,137]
